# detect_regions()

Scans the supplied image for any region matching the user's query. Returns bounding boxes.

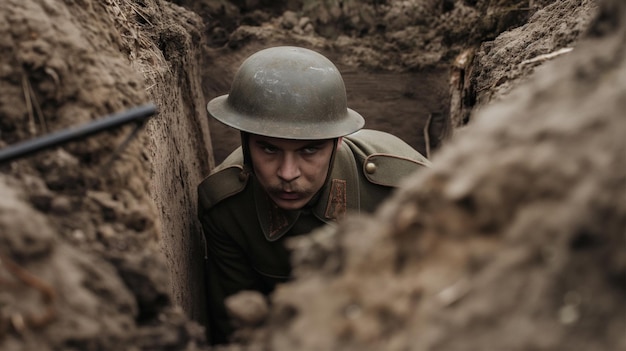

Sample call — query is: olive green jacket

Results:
[197,129,430,344]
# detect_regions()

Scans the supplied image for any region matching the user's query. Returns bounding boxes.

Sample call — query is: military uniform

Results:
[198,129,430,343]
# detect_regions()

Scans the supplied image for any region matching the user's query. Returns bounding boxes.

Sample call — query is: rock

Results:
[225,290,269,328]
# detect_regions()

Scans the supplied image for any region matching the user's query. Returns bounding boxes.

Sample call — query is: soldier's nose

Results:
[277,154,301,182]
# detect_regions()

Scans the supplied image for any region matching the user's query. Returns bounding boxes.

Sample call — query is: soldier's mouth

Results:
[276,191,302,200]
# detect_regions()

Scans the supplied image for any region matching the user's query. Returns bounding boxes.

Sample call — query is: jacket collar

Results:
[253,144,360,241]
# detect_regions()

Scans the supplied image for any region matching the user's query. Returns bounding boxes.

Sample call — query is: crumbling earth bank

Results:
[0,0,209,350]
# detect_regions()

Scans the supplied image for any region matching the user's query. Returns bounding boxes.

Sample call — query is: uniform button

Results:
[238,172,248,182]
[365,162,377,174]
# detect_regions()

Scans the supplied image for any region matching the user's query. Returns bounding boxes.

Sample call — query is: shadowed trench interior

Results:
[205,61,452,165]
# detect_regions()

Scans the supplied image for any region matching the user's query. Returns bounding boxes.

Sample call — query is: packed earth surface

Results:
[0,0,624,350]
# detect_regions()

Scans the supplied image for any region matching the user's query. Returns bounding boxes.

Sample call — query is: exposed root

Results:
[521,47,574,66]
[21,72,48,136]
[424,113,432,159]
[0,253,57,334]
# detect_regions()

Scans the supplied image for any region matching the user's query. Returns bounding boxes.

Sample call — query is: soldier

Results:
[198,46,430,344]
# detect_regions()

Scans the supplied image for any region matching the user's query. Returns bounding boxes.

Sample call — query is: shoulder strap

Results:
[344,129,431,187]
[198,148,249,211]
[362,153,429,187]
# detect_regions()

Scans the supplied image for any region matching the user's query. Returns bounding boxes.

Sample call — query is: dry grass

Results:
[103,0,170,90]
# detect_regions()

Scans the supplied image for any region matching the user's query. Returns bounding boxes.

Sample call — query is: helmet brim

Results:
[207,95,365,140]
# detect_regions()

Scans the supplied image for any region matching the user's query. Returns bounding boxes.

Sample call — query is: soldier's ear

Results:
[336,137,343,149]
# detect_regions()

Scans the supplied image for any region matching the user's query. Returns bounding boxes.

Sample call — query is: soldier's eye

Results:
[301,147,318,155]
[254,141,279,154]
[262,146,278,154]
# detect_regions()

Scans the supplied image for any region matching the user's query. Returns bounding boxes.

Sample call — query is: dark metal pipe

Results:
[0,103,158,164]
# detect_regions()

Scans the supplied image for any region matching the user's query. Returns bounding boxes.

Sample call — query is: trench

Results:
[151,0,579,338]
[154,0,538,340]
[1,0,604,349]
[176,50,453,336]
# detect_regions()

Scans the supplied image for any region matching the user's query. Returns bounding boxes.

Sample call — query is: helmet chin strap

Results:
[324,138,340,184]
[241,131,252,173]
[305,137,339,209]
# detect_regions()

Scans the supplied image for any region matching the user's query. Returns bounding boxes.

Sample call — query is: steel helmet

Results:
[207,46,364,140]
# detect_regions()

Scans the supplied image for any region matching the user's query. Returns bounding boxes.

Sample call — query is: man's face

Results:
[248,134,338,211]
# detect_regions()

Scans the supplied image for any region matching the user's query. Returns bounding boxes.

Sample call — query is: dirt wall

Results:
[138,0,214,325]
[0,0,210,349]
